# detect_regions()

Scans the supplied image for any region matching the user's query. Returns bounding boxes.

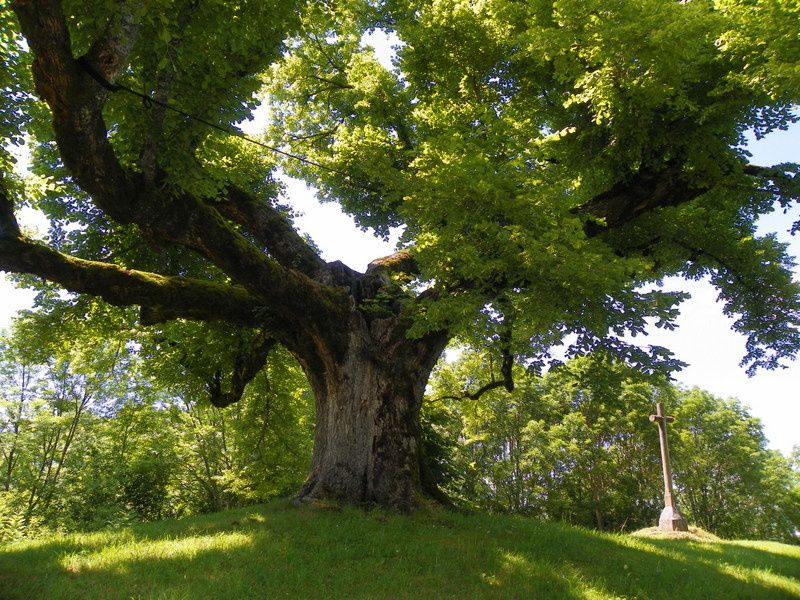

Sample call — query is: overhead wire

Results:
[76,56,348,177]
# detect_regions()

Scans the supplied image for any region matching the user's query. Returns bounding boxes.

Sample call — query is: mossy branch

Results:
[0,235,262,326]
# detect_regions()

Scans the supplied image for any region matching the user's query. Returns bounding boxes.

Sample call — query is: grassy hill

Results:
[0,501,797,600]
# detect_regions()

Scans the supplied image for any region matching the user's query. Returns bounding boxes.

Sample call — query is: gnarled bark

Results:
[295,312,448,512]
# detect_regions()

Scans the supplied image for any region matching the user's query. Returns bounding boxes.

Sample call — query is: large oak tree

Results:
[1,0,799,510]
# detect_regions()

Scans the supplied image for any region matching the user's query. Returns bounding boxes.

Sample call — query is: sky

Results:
[1,36,799,456]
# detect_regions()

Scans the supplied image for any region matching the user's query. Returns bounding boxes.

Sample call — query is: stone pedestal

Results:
[659,505,689,532]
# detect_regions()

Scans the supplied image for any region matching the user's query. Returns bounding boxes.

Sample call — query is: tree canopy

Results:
[266,0,800,371]
[1,0,799,509]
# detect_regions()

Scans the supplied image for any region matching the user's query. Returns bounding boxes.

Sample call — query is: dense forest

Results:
[2,305,797,544]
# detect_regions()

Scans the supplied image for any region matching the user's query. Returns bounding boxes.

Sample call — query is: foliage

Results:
[425,350,800,542]
[0,311,313,539]
[1,0,799,376]
[673,389,800,542]
[0,313,136,536]
[1,501,798,600]
[2,304,796,544]
[1,0,800,512]
[267,0,800,371]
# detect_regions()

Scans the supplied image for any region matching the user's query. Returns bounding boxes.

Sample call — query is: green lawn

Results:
[0,501,797,599]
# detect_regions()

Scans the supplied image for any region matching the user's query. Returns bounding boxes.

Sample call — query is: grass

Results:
[0,501,798,600]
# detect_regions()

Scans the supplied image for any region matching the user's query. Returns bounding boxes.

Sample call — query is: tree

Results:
[427,351,666,529]
[0,310,315,535]
[0,312,138,526]
[427,353,800,540]
[425,352,548,513]
[0,335,39,494]
[672,389,800,542]
[526,353,666,531]
[1,0,799,510]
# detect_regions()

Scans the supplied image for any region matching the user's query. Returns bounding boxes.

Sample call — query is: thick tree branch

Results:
[575,161,793,242]
[12,0,134,208]
[0,186,19,239]
[742,164,769,177]
[12,0,347,328]
[215,187,326,278]
[366,250,419,277]
[83,0,139,84]
[11,0,377,322]
[576,163,702,236]
[0,235,262,326]
[138,1,199,181]
[0,177,261,325]
[576,162,791,260]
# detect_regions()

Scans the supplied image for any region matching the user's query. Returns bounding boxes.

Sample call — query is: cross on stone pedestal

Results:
[649,402,689,532]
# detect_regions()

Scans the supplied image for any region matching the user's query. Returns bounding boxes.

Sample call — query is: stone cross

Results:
[649,402,688,532]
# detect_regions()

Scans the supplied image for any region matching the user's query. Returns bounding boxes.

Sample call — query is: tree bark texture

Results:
[295,312,448,512]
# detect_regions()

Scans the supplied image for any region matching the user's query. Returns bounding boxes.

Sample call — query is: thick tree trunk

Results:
[294,313,448,512]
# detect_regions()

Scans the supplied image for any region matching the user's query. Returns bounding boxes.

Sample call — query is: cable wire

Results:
[77,57,345,176]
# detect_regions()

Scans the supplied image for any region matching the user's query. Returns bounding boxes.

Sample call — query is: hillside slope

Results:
[0,501,797,599]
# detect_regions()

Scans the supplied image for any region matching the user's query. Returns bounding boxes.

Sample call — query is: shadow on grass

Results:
[0,504,797,600]
[496,520,799,599]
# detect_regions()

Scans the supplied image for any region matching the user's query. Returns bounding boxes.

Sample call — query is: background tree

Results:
[1,0,799,510]
[672,389,800,541]
[2,309,796,543]
[529,354,666,531]
[425,352,547,512]
[0,309,314,539]
[427,351,667,530]
[427,351,800,542]
[0,313,137,531]
[0,336,38,495]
